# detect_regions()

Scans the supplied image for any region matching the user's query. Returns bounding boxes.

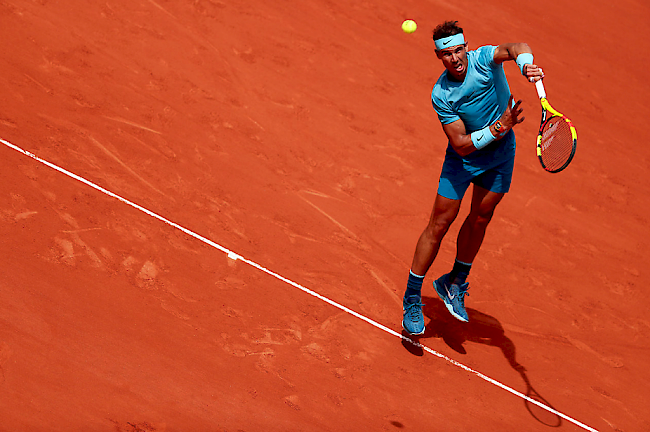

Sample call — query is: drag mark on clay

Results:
[143,0,236,86]
[364,265,401,307]
[23,73,52,94]
[54,210,104,268]
[147,0,177,19]
[296,192,358,239]
[0,118,18,128]
[61,227,102,234]
[14,211,38,221]
[103,116,162,135]
[87,136,167,197]
[0,137,599,432]
[563,333,624,368]
[300,189,345,201]
[342,250,401,307]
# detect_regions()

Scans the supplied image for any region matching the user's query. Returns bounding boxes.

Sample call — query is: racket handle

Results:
[535,79,546,99]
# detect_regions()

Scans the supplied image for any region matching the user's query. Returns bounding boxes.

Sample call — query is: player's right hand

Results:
[523,64,544,82]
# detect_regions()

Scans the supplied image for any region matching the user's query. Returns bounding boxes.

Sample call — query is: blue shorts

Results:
[437,130,516,200]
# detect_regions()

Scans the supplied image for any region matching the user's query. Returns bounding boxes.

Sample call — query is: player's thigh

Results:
[427,193,462,232]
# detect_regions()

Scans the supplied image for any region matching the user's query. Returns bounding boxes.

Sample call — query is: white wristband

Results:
[516,53,534,75]
[471,125,496,150]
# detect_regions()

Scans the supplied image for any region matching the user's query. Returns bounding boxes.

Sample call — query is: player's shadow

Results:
[401,296,562,428]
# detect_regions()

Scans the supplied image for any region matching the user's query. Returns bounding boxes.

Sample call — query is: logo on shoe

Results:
[444,284,456,300]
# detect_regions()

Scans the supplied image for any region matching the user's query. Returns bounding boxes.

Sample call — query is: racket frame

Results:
[535,80,577,173]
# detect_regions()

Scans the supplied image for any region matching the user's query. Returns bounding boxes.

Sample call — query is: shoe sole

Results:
[433,279,469,323]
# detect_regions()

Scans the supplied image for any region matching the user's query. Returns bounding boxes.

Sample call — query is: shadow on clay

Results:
[401,297,562,428]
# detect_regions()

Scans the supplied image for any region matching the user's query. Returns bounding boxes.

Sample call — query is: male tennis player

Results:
[402,21,544,335]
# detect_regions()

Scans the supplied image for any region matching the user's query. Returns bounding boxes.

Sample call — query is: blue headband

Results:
[434,33,465,50]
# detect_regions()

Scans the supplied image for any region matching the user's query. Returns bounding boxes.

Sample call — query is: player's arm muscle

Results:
[493,43,532,64]
[493,43,543,82]
[441,119,476,157]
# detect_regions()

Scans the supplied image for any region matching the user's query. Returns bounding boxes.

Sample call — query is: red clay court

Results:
[1,1,649,431]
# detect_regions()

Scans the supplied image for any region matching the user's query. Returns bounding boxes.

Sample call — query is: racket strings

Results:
[539,117,574,171]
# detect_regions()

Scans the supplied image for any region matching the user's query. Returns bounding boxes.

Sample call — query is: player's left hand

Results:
[499,95,525,131]
[523,64,544,82]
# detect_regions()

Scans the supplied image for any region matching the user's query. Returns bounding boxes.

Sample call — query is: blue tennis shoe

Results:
[433,273,470,322]
[402,294,425,335]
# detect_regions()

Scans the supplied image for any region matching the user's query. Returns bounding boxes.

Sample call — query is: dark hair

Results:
[432,20,463,41]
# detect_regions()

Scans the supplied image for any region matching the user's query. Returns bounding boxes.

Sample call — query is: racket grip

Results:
[535,80,546,99]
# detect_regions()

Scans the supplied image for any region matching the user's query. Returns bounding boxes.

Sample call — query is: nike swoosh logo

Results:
[443,39,452,45]
[444,284,456,300]
[477,135,483,141]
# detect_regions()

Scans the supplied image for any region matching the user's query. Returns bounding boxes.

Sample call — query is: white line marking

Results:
[0,137,598,432]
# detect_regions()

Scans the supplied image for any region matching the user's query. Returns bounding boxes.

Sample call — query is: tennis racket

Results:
[535,80,577,173]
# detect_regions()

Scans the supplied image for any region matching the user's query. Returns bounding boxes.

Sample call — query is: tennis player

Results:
[402,20,544,335]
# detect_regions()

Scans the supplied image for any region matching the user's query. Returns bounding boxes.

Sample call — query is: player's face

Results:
[436,44,468,81]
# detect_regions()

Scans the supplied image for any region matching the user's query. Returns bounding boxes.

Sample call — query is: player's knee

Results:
[426,215,455,238]
[473,208,496,226]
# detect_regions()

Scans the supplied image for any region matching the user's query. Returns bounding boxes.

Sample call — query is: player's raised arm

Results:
[494,43,544,82]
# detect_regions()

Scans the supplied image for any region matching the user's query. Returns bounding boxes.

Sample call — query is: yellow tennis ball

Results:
[402,19,417,34]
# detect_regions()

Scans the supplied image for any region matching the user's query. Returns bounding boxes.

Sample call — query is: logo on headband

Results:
[435,33,465,50]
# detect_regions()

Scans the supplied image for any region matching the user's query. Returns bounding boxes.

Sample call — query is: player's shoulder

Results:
[431,74,452,107]
[432,72,452,96]
[470,45,498,67]
[473,44,497,54]
[470,45,497,57]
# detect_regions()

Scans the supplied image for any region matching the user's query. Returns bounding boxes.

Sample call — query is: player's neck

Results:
[447,70,466,82]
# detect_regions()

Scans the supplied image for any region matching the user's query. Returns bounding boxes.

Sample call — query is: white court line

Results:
[1,137,599,432]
